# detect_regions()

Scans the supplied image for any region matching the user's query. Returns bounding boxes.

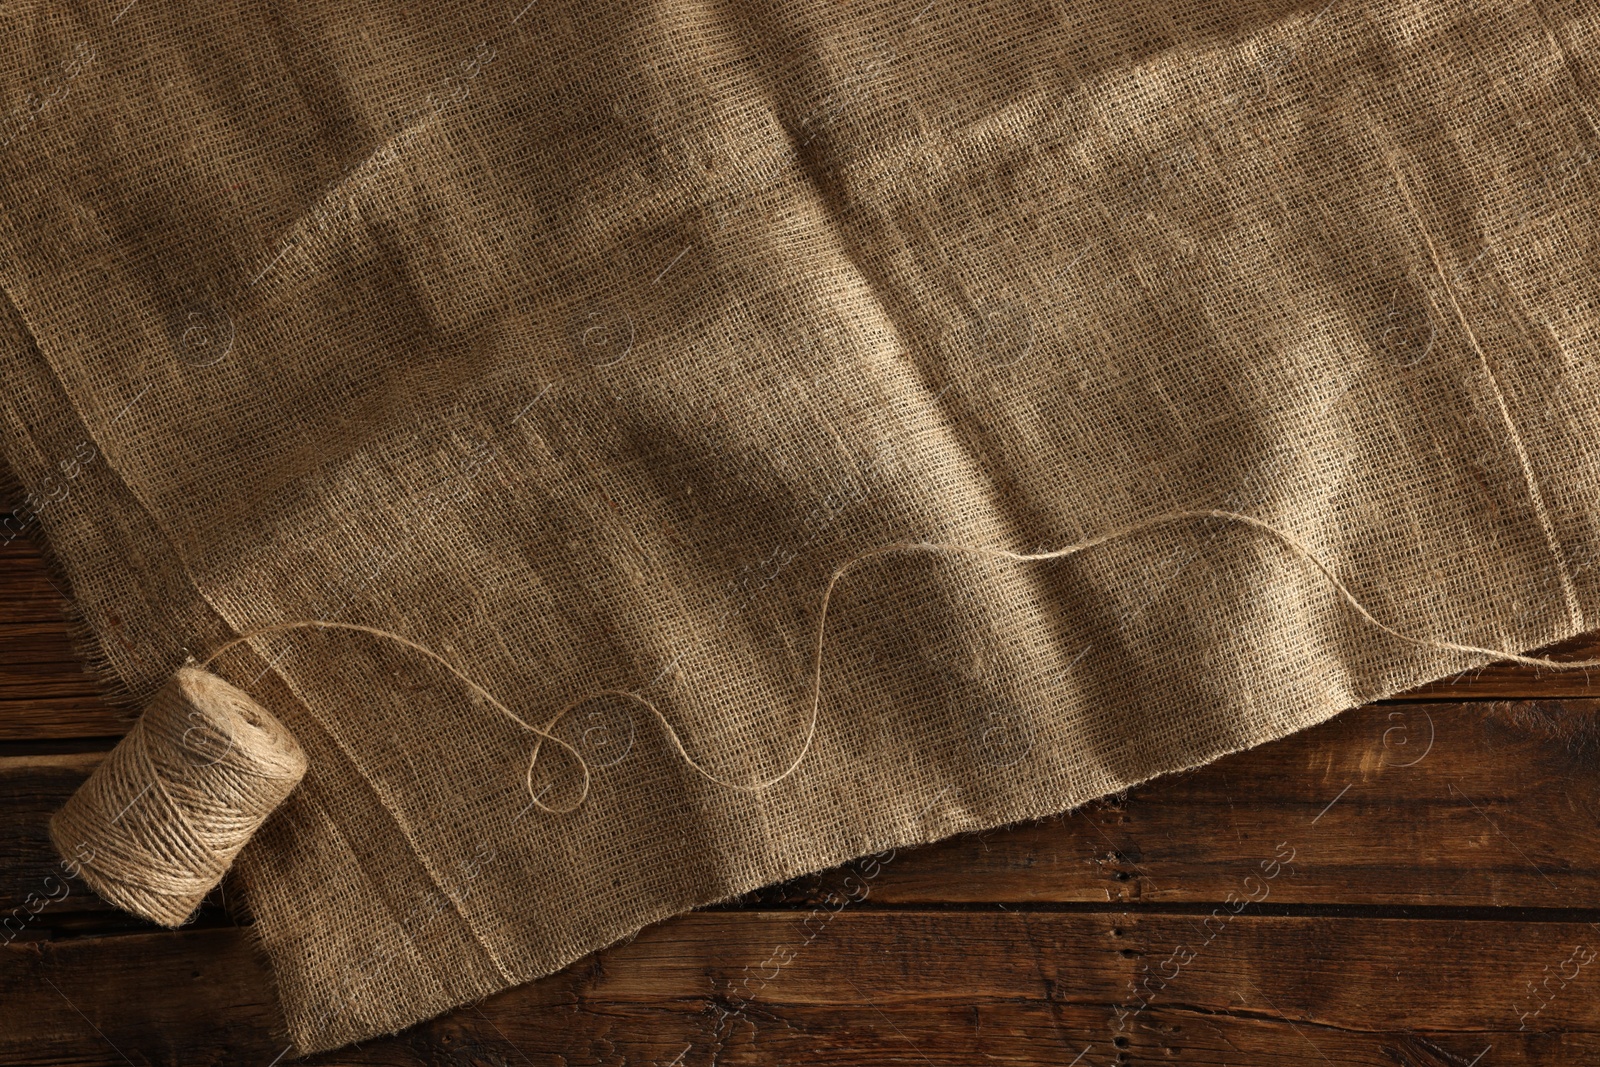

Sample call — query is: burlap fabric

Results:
[4,0,1599,1052]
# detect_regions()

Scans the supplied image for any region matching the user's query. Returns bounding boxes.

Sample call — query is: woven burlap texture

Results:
[4,0,1599,1053]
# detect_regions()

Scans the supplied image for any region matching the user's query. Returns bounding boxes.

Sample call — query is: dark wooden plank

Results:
[0,659,118,703]
[1,620,98,664]
[0,537,80,625]
[0,752,116,918]
[0,540,126,740]
[752,697,1600,908]
[0,698,126,741]
[1,927,284,1066]
[6,912,1599,1065]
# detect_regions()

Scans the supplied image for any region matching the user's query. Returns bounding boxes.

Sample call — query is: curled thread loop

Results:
[201,510,1600,816]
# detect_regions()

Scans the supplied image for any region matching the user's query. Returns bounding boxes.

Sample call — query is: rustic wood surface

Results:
[5,530,1600,1066]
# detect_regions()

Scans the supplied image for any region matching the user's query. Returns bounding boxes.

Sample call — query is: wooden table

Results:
[5,529,1600,1066]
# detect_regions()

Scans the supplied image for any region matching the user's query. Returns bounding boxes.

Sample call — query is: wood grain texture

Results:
[0,539,126,739]
[4,531,1600,1065]
[7,913,1600,1065]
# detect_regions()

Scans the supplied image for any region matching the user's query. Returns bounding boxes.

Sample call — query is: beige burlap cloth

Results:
[4,0,1600,1053]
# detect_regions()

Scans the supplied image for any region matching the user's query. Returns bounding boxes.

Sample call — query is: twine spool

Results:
[49,666,308,928]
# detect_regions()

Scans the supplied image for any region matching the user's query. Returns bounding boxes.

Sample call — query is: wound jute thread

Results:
[49,666,308,927]
[54,508,1600,925]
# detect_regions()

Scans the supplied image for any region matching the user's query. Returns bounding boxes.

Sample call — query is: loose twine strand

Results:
[201,508,1600,815]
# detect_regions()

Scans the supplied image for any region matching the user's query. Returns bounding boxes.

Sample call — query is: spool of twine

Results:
[49,666,309,928]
